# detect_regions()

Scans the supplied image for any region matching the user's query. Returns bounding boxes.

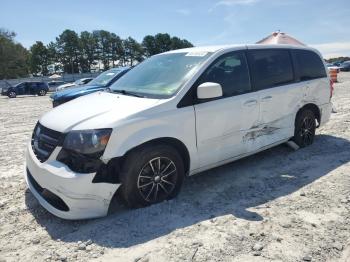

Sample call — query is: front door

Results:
[194,51,260,168]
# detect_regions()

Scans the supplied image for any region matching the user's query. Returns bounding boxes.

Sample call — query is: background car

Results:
[50,67,130,107]
[56,77,93,91]
[325,63,340,73]
[339,61,350,71]
[333,61,343,67]
[1,81,49,98]
[47,81,66,92]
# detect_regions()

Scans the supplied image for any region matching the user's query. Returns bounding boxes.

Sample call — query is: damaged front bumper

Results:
[25,142,120,220]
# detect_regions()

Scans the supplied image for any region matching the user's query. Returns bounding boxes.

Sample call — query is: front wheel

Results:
[292,109,316,147]
[119,144,185,208]
[8,91,16,98]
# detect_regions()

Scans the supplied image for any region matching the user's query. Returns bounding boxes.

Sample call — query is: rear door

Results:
[246,48,302,147]
[28,82,38,94]
[193,51,260,168]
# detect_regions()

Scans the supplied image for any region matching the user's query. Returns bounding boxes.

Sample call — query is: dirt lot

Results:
[0,73,350,262]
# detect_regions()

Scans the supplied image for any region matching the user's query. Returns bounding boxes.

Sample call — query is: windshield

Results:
[15,82,24,87]
[110,52,212,98]
[87,69,122,86]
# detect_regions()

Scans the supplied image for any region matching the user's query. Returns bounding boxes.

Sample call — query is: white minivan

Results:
[25,44,333,219]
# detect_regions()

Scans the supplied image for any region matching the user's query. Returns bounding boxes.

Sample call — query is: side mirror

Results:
[197,82,223,100]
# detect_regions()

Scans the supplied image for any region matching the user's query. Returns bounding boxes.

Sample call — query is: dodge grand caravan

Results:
[25,44,332,219]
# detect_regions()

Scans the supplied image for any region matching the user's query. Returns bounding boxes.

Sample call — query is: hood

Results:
[40,91,161,132]
[57,83,75,89]
[51,85,105,100]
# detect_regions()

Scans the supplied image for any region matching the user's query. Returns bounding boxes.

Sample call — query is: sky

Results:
[1,0,349,58]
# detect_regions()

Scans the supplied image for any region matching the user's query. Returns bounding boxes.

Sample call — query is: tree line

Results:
[325,57,350,63]
[0,28,193,80]
[0,29,30,80]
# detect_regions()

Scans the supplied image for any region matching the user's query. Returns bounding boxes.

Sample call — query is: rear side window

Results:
[247,49,294,91]
[293,50,326,81]
[198,51,251,97]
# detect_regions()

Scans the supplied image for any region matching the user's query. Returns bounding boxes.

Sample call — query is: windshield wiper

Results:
[111,89,145,98]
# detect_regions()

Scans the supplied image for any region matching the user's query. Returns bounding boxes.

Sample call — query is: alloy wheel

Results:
[137,157,178,203]
[300,117,314,145]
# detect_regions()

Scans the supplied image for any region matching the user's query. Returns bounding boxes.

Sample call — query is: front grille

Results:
[31,123,63,162]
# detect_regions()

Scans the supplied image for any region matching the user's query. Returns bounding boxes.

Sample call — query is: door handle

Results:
[261,95,272,101]
[243,99,257,106]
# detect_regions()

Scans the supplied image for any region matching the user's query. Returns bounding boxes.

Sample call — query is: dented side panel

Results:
[194,92,260,168]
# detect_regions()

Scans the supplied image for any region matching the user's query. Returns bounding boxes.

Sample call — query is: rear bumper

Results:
[319,102,332,127]
[25,142,120,220]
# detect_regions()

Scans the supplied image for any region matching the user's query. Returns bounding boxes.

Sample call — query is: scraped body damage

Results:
[25,143,120,220]
[243,126,281,141]
[244,113,295,151]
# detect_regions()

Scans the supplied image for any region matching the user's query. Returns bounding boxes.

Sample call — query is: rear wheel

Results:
[119,144,184,208]
[8,91,16,98]
[293,109,316,147]
[38,89,47,96]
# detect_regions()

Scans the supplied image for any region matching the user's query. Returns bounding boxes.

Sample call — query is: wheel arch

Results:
[94,136,191,186]
[123,137,191,175]
[296,103,321,127]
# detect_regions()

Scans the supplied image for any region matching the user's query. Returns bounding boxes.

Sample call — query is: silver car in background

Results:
[56,77,93,91]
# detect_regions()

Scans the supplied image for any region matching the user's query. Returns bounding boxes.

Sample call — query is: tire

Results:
[8,91,16,98]
[119,144,185,208]
[292,109,316,148]
[38,89,47,96]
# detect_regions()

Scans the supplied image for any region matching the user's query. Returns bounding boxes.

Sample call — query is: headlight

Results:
[62,129,112,156]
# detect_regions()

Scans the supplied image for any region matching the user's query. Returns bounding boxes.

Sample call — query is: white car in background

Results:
[325,63,340,73]
[56,78,93,91]
[25,44,332,219]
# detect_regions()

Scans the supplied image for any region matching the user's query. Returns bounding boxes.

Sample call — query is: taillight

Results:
[330,79,334,99]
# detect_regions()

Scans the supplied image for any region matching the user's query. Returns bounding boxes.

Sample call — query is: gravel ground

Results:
[0,73,350,262]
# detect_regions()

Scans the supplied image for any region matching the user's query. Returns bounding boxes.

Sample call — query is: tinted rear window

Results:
[247,49,294,91]
[293,50,326,81]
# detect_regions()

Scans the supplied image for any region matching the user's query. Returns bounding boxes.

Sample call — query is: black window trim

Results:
[177,50,253,108]
[177,47,326,108]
